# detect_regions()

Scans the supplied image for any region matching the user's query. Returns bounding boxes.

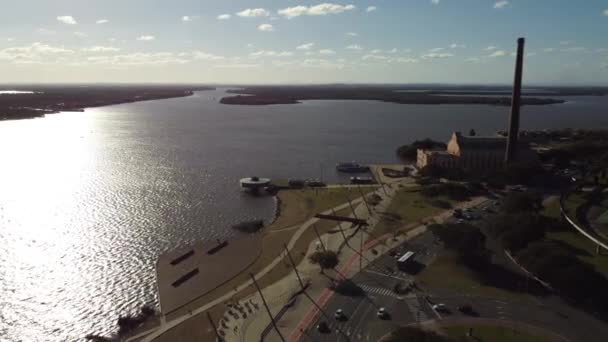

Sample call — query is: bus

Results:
[397,251,416,272]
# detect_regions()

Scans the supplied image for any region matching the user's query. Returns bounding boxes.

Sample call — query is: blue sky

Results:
[0,0,607,84]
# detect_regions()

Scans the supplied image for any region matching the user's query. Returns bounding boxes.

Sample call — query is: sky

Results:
[0,0,607,84]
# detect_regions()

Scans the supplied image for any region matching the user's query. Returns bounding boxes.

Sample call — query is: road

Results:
[302,200,608,342]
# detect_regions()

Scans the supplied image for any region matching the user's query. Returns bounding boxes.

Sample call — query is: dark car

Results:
[306,179,326,187]
[458,304,476,315]
[317,321,331,333]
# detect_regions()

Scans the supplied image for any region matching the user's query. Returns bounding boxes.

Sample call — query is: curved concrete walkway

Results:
[126,195,369,342]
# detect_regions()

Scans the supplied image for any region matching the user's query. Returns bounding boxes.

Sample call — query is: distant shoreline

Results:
[219,85,608,107]
[0,86,214,121]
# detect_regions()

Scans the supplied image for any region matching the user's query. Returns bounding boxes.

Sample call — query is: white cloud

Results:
[74,31,87,38]
[595,48,608,53]
[191,51,225,61]
[57,16,77,25]
[450,43,466,49]
[362,54,387,61]
[431,0,440,4]
[136,35,155,41]
[388,48,398,54]
[370,49,383,54]
[562,46,587,52]
[604,9,608,16]
[218,14,231,20]
[392,57,419,63]
[37,28,56,35]
[82,46,121,52]
[366,6,377,13]
[465,57,480,62]
[250,50,293,57]
[296,43,315,50]
[182,16,199,22]
[346,32,358,37]
[488,50,508,57]
[0,42,74,64]
[428,47,445,53]
[484,46,498,51]
[526,52,537,57]
[402,49,412,53]
[543,47,555,53]
[422,52,454,59]
[6,38,15,42]
[278,4,356,19]
[86,52,190,66]
[494,1,509,9]
[301,58,345,69]
[258,24,275,32]
[96,19,109,24]
[237,8,270,18]
[319,49,336,55]
[346,44,363,51]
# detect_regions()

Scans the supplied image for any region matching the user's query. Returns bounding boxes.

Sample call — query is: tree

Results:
[309,250,339,273]
[501,192,542,213]
[469,129,477,136]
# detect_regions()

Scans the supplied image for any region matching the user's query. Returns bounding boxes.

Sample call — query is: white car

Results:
[377,307,388,319]
[334,309,344,320]
[432,303,449,312]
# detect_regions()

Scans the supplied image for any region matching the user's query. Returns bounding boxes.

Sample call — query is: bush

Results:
[486,213,547,251]
[309,250,339,271]
[501,192,542,213]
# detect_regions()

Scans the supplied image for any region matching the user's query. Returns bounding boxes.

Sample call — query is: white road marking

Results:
[364,269,410,281]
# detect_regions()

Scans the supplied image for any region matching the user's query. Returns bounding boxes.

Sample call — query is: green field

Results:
[444,325,548,342]
[416,255,532,302]
[372,186,450,238]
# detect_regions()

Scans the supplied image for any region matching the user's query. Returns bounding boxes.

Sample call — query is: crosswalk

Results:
[359,284,401,298]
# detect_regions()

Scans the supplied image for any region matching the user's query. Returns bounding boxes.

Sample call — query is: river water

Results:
[0,88,607,341]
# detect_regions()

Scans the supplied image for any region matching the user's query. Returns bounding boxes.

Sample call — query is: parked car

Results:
[306,179,326,187]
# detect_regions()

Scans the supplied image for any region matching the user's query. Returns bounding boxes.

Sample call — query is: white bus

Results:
[397,251,416,271]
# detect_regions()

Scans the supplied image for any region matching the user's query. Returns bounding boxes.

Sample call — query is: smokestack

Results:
[505,37,525,163]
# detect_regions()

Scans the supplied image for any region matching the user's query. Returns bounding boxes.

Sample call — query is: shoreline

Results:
[0,87,213,121]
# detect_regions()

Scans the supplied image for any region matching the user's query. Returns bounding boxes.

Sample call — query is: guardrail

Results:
[559,192,608,251]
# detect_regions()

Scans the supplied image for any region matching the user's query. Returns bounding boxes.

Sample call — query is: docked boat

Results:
[336,162,369,173]
[350,176,374,184]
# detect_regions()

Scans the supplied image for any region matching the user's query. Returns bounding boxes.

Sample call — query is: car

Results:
[456,219,464,224]
[306,179,326,187]
[377,307,388,319]
[458,304,475,315]
[432,303,450,313]
[334,309,346,320]
[317,321,330,333]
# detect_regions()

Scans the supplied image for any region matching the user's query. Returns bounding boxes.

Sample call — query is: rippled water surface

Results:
[0,89,607,341]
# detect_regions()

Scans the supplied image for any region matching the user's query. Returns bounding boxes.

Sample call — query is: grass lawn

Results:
[416,254,532,303]
[372,187,451,239]
[542,197,561,219]
[443,325,548,342]
[271,187,376,230]
[542,196,608,275]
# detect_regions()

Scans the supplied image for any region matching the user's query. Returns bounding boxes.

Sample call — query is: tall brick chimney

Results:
[505,37,525,163]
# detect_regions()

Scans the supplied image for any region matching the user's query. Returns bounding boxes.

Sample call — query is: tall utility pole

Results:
[505,37,525,163]
[249,273,286,342]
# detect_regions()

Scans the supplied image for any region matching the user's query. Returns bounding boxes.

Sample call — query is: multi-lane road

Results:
[303,198,608,342]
